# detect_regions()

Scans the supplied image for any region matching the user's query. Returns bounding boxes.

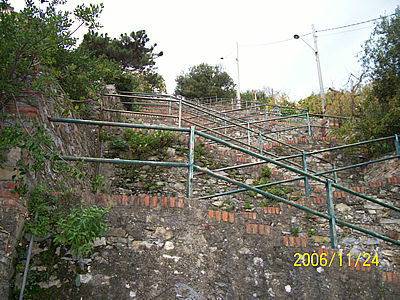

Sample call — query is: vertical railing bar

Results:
[247,122,251,146]
[259,131,263,155]
[326,179,338,249]
[302,152,310,198]
[306,111,311,136]
[178,99,182,128]
[187,126,195,198]
[332,163,337,183]
[395,134,400,160]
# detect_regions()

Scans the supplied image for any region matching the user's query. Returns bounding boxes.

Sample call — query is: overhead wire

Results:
[239,12,396,47]
[316,13,396,34]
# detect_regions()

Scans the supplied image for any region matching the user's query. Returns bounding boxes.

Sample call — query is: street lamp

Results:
[294,25,325,115]
[220,42,241,109]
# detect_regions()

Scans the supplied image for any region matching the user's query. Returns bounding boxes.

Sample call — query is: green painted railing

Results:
[49,116,400,249]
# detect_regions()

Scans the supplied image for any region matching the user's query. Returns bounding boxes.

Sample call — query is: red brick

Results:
[252,224,258,234]
[222,211,228,222]
[229,212,234,223]
[4,182,19,189]
[243,212,248,219]
[301,238,306,248]
[275,207,280,214]
[178,198,183,208]
[283,236,289,246]
[289,236,294,247]
[268,207,272,214]
[169,197,175,208]
[121,195,127,206]
[152,196,157,207]
[251,212,256,220]
[144,195,150,207]
[318,248,323,256]
[246,223,251,234]
[208,210,214,218]
[382,272,387,281]
[258,224,264,235]
[265,226,270,235]
[394,273,398,283]
[0,190,18,198]
[215,211,221,222]
[388,272,392,282]
[296,237,300,247]
[136,196,142,206]
[161,197,167,208]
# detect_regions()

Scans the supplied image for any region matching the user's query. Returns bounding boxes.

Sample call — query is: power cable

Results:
[316,13,396,33]
[240,12,396,47]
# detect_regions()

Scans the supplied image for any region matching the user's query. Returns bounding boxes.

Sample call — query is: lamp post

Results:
[236,42,241,109]
[220,42,241,109]
[294,24,325,115]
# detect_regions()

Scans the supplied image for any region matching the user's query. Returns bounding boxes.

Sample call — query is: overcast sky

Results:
[11,0,400,101]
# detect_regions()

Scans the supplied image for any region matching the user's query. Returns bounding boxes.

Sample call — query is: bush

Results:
[54,206,108,257]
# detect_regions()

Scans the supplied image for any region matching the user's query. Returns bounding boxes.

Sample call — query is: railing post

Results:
[302,152,310,198]
[395,134,400,160]
[247,122,251,146]
[264,105,267,120]
[332,163,338,183]
[178,99,182,128]
[306,111,311,136]
[259,131,263,154]
[187,126,195,198]
[168,96,172,114]
[325,179,338,249]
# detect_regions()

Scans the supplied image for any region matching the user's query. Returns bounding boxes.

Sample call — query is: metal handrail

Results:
[48,116,400,248]
[103,93,336,184]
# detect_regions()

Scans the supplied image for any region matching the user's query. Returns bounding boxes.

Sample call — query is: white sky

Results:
[10,0,400,101]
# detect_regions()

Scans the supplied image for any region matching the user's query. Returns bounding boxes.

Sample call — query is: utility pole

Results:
[236,42,241,109]
[312,24,325,115]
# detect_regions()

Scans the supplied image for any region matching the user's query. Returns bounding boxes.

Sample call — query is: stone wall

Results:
[0,86,120,298]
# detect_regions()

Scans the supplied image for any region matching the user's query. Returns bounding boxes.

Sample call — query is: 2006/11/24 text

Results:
[294,252,379,268]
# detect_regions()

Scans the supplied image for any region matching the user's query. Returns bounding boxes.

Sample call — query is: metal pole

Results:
[178,99,182,128]
[259,131,263,154]
[247,122,251,146]
[19,212,38,300]
[306,111,311,136]
[312,24,325,115]
[236,41,241,109]
[332,163,337,183]
[169,96,172,114]
[302,152,310,198]
[395,134,400,160]
[187,126,195,198]
[325,179,338,248]
[264,105,267,120]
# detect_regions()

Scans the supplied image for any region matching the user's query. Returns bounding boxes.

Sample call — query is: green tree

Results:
[358,8,400,138]
[81,30,163,72]
[0,0,103,106]
[175,63,236,100]
[240,89,274,105]
[80,30,165,92]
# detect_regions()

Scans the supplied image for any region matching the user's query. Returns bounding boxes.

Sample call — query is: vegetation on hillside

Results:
[175,63,236,100]
[0,0,164,262]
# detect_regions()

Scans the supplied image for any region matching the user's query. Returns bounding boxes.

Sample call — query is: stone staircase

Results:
[5,94,400,299]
